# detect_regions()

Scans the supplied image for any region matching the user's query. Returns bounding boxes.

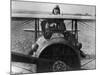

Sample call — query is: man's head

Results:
[52,5,60,15]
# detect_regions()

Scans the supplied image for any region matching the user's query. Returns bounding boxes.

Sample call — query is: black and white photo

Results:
[11,0,96,74]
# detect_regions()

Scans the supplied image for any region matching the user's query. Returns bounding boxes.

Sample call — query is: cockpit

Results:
[41,19,66,39]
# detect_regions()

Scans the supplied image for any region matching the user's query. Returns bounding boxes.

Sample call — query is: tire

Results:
[36,58,71,72]
[52,60,71,72]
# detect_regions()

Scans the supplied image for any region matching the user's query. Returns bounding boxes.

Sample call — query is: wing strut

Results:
[35,18,39,41]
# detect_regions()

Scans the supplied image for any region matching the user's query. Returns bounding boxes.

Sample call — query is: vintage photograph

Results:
[11,0,96,74]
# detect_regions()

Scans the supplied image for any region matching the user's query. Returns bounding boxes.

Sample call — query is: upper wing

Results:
[12,13,95,20]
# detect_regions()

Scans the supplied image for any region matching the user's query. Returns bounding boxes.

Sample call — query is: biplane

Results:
[11,1,96,73]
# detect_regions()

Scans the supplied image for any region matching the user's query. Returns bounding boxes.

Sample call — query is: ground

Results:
[11,54,96,74]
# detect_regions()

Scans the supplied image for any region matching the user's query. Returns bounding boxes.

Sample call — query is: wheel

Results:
[52,60,71,72]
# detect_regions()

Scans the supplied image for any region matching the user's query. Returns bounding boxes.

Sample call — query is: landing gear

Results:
[52,60,71,72]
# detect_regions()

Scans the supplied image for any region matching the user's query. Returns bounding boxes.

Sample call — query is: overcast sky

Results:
[12,0,95,15]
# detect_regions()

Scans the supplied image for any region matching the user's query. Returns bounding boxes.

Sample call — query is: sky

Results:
[12,0,96,16]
